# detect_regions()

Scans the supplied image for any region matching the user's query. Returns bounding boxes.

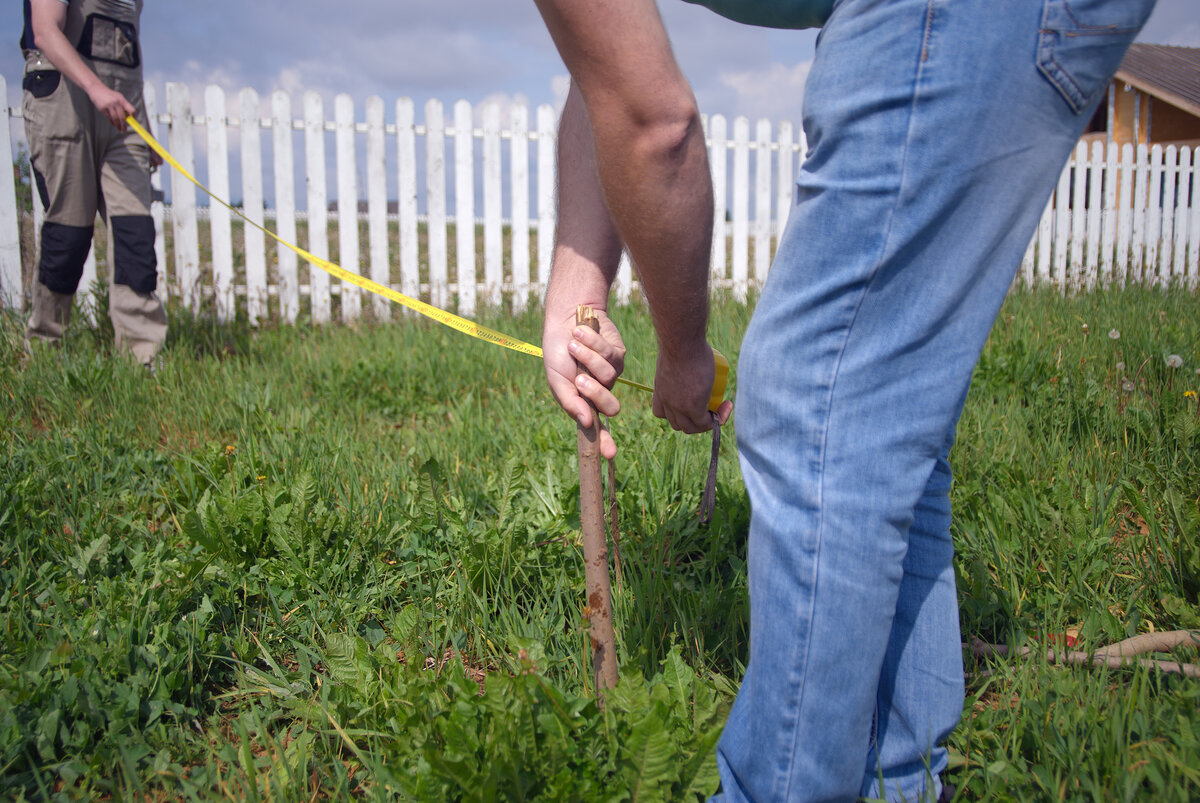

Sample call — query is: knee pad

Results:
[38,221,93,295]
[111,215,158,294]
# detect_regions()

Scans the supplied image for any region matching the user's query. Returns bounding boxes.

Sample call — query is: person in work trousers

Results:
[21,0,165,367]
[534,0,1155,800]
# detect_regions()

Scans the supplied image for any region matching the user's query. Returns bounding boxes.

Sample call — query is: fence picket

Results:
[426,99,449,309]
[1100,141,1118,287]
[167,83,200,310]
[1189,148,1200,287]
[775,121,794,242]
[0,75,23,309]
[1084,141,1103,290]
[617,250,633,305]
[1170,146,1189,284]
[1161,145,1177,279]
[510,104,530,312]
[732,116,750,301]
[335,94,361,321]
[1115,144,1133,287]
[754,119,772,284]
[483,104,503,308]
[1052,160,1071,289]
[366,95,390,320]
[273,90,299,322]
[304,92,331,323]
[454,100,476,315]
[709,114,728,286]
[238,88,266,324]
[205,86,233,321]
[536,104,556,292]
[1033,193,1053,288]
[1069,142,1087,290]
[396,98,419,306]
[1146,145,1163,284]
[1132,144,1148,282]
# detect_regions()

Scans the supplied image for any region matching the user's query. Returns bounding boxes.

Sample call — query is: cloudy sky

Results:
[4,0,1198,128]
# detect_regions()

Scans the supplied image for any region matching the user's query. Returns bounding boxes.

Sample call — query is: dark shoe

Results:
[937,782,957,802]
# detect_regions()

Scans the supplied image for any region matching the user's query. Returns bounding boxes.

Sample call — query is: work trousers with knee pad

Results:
[23,49,165,365]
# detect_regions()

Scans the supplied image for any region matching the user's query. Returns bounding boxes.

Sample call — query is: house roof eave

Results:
[1114,70,1200,119]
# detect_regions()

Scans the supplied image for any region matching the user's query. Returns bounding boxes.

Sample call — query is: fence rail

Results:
[2,79,1198,321]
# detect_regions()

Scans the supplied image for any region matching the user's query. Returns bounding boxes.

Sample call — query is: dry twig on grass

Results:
[970,630,1200,678]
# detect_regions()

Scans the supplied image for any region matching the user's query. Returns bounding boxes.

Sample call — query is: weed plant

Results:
[0,286,1196,800]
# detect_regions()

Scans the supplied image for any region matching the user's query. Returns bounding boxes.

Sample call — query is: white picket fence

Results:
[1,79,1198,321]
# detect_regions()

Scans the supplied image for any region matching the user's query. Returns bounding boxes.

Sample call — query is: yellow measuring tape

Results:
[127,115,728,411]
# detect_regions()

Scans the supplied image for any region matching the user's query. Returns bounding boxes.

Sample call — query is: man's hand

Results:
[543,304,626,460]
[88,84,135,130]
[653,342,734,434]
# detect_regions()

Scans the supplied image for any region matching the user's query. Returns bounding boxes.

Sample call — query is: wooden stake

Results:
[575,305,619,693]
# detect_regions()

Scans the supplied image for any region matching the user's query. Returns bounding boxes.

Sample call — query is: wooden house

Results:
[1083,43,1200,148]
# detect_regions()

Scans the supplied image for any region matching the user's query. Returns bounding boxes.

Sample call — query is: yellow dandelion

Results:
[1186,390,1197,399]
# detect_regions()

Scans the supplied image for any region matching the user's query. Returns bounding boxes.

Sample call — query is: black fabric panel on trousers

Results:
[39,222,94,294]
[111,215,157,293]
[23,69,61,99]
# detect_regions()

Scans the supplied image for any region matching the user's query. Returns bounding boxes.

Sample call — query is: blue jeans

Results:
[714,0,1154,800]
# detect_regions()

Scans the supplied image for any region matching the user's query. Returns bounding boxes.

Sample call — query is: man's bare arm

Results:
[30,0,134,129]
[543,83,627,459]
[534,0,729,433]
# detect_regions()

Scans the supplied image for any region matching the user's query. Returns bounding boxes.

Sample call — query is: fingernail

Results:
[567,340,580,355]
[575,374,589,389]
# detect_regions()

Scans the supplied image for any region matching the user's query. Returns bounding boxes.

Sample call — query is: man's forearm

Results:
[588,95,714,359]
[545,83,624,313]
[535,0,715,360]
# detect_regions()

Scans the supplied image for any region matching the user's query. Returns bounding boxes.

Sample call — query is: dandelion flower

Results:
[1186,390,1197,399]
[1116,361,1125,372]
[1166,354,1183,369]
[1121,378,1135,393]
[1108,329,1120,340]
[1082,323,1089,334]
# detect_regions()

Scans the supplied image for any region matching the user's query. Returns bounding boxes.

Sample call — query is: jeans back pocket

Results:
[1037,0,1156,114]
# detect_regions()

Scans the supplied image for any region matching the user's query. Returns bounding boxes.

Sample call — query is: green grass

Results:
[0,286,1197,801]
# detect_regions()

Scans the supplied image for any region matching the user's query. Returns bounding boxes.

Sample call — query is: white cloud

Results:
[717,60,812,124]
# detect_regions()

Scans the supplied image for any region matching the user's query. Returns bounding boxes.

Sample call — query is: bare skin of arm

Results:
[30,0,134,129]
[535,0,733,455]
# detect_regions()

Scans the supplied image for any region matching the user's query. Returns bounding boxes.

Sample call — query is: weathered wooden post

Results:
[575,305,619,693]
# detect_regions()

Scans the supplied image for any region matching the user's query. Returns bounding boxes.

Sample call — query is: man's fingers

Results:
[716,399,734,426]
[599,428,617,461]
[572,325,624,373]
[574,372,620,417]
[567,338,620,387]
